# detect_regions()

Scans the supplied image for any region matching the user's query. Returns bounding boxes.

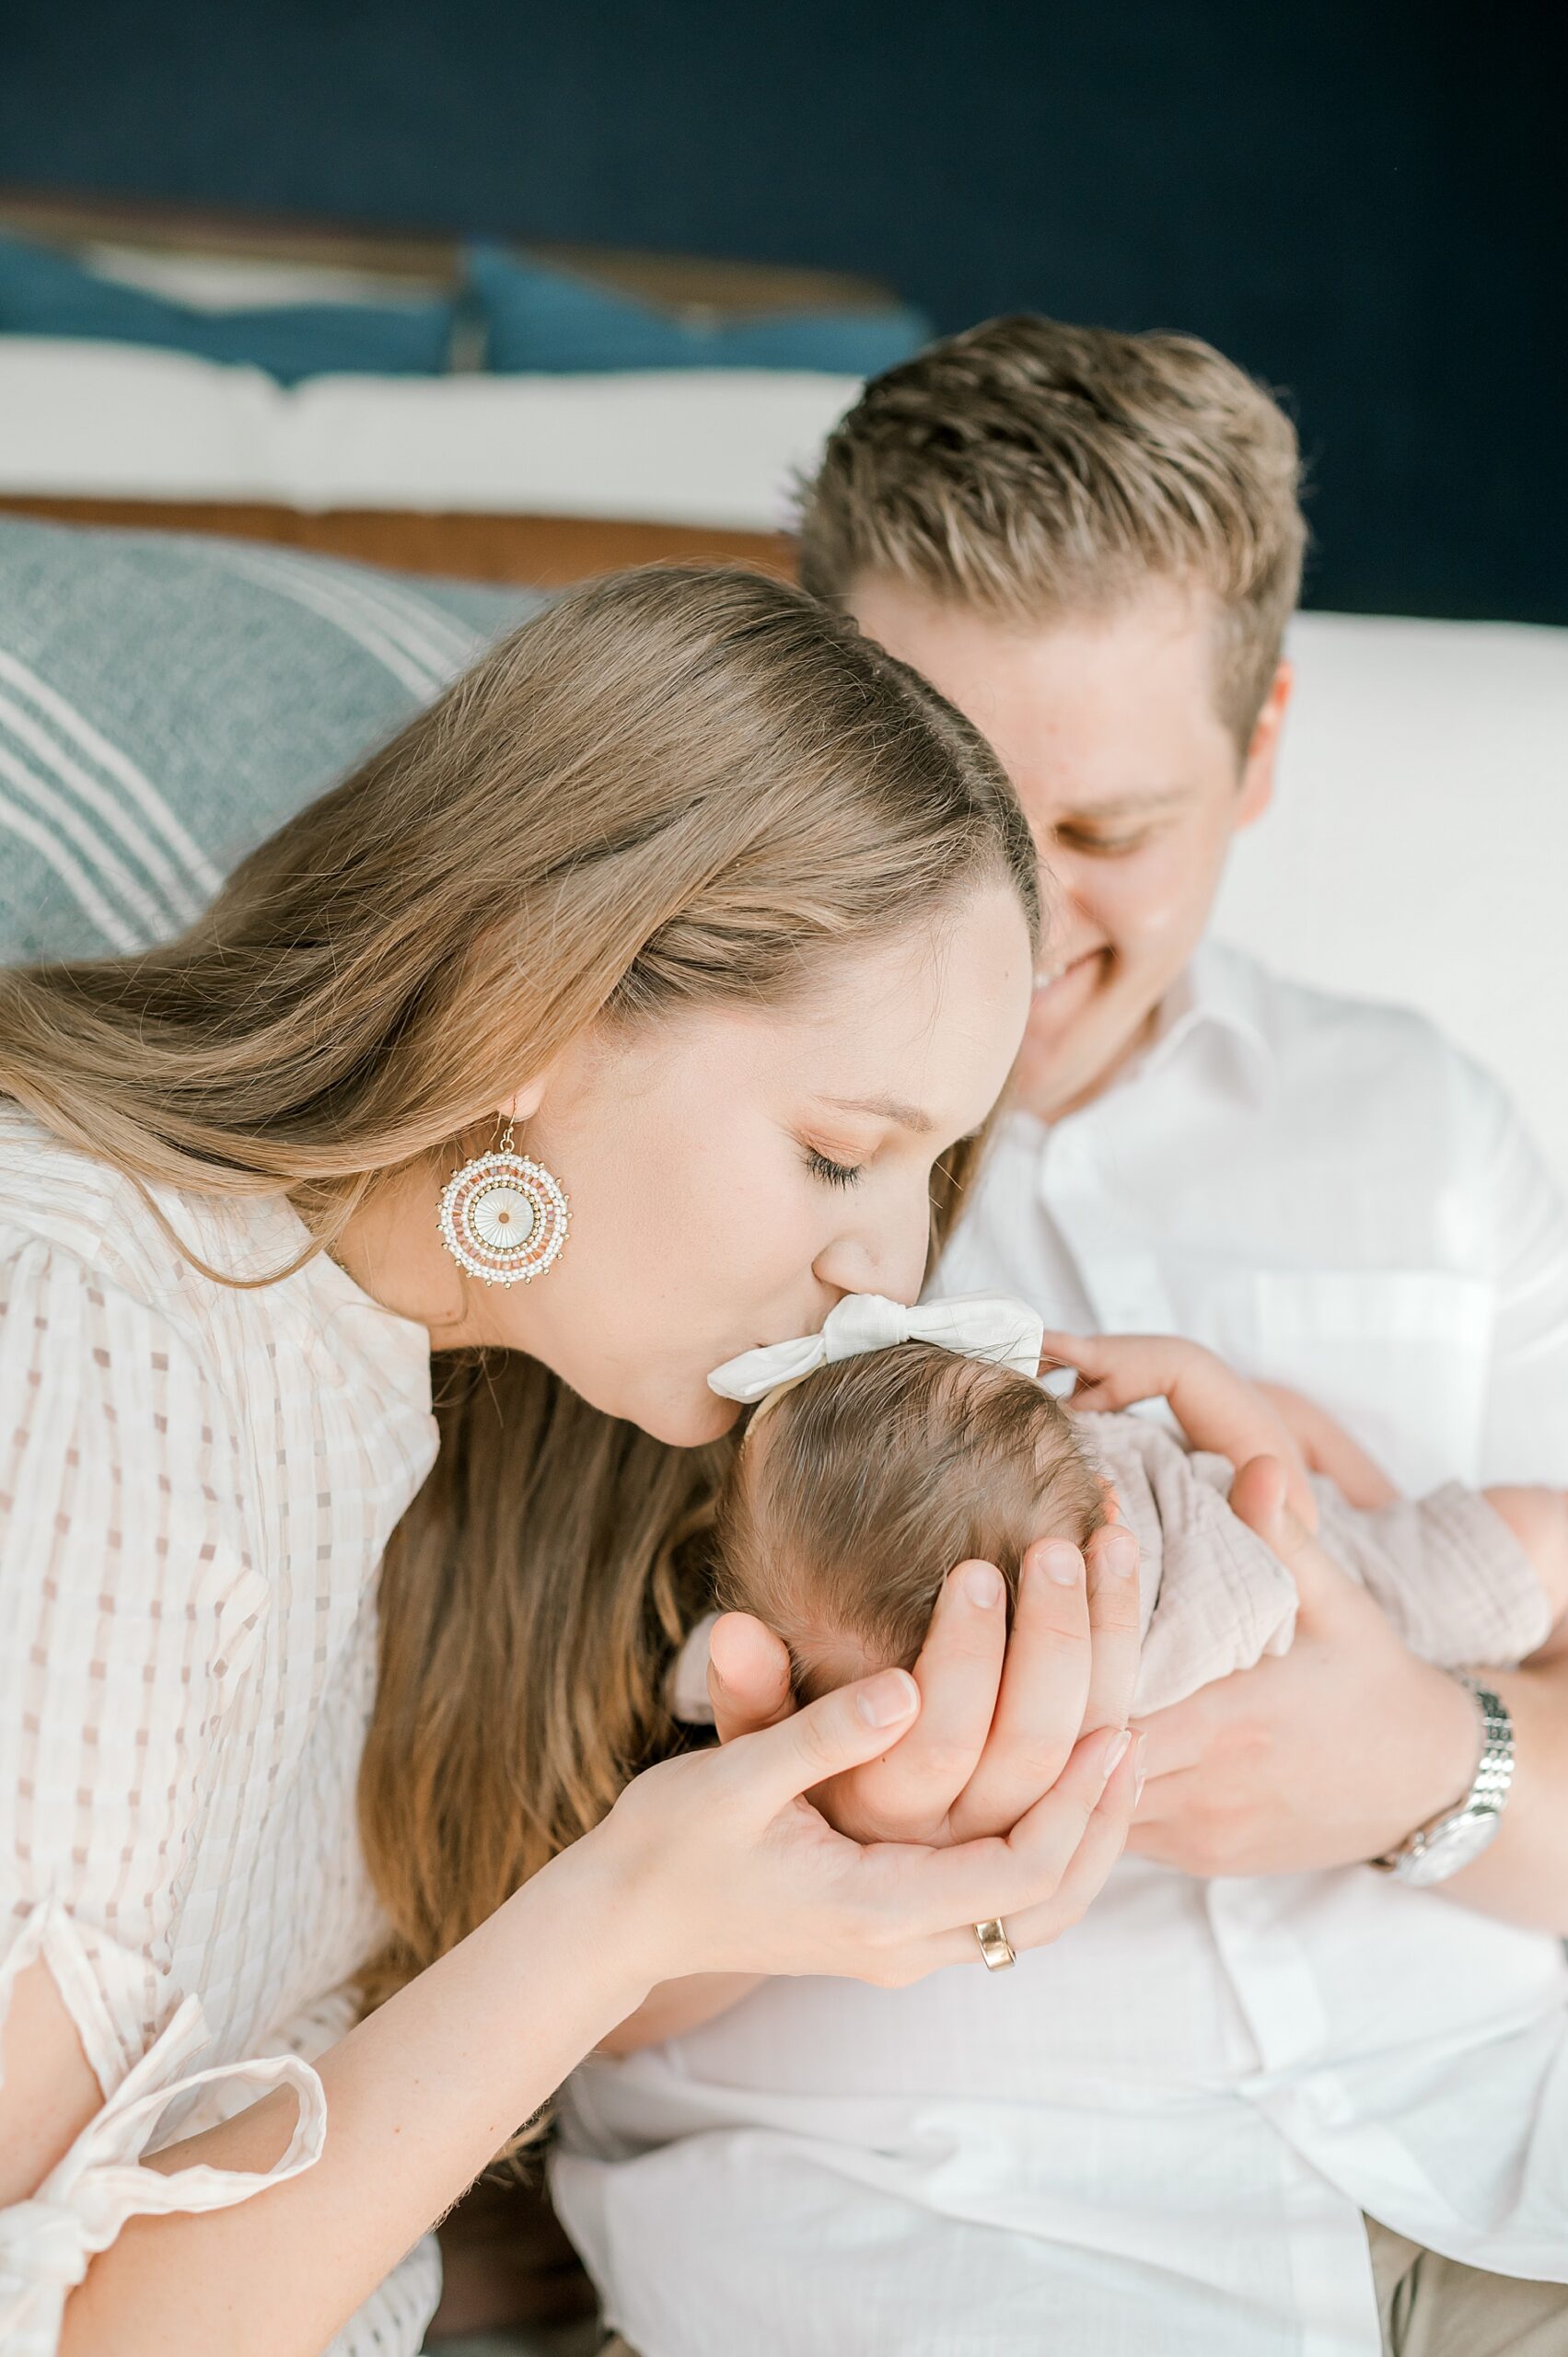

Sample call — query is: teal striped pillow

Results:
[0,517,540,964]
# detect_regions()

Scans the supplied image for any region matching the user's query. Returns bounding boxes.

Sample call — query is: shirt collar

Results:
[1141,940,1273,1097]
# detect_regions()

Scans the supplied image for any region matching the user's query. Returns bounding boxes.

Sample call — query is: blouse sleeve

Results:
[0,1237,326,2354]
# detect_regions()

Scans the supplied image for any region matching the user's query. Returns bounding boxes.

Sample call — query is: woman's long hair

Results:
[0,565,1040,2016]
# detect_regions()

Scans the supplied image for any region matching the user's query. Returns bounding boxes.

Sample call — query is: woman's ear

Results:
[1235,658,1293,833]
[498,1074,550,1123]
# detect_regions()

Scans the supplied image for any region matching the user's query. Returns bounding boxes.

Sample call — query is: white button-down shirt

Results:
[553,947,1568,2355]
[933,940,1568,1492]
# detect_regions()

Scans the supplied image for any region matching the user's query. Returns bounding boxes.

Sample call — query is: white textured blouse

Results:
[0,1109,441,2355]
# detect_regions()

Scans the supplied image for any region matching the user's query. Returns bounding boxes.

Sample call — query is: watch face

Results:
[1400,1807,1502,1887]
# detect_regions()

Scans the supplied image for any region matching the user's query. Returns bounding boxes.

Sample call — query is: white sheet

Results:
[1216,611,1568,1192]
[0,335,859,526]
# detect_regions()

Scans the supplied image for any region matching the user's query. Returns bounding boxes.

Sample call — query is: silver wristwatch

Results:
[1371,1675,1515,1888]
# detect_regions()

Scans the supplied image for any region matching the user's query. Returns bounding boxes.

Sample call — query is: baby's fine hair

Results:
[715,1343,1106,1698]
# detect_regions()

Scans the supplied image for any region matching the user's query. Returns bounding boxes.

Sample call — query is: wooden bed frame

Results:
[0,493,794,586]
[0,188,882,584]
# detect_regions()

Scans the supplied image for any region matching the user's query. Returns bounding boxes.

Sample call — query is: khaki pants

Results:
[1366,2219,1568,2355]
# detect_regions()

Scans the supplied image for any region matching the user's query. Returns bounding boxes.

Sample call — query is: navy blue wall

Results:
[5,0,1562,621]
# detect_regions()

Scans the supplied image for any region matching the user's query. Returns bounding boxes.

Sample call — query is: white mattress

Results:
[1217,610,1568,1188]
[0,335,860,528]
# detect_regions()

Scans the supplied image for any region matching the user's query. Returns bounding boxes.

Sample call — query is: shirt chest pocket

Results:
[1206,1270,1494,1494]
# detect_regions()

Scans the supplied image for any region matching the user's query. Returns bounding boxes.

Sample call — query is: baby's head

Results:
[714,1342,1106,1700]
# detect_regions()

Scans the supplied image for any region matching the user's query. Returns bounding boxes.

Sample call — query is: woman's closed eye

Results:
[805,1146,865,1190]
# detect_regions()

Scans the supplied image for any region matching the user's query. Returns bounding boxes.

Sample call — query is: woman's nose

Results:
[815,1205,929,1309]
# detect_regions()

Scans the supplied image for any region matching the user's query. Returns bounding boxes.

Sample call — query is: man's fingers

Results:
[950,1538,1091,1835]
[1127,1683,1220,1782]
[707,1610,796,1744]
[1123,1761,1214,1861]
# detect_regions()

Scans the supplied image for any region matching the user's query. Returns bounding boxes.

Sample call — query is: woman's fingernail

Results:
[1101,1726,1133,1783]
[857,1668,920,1727]
[962,1562,1005,1608]
[1103,1528,1139,1578]
[1040,1541,1083,1586]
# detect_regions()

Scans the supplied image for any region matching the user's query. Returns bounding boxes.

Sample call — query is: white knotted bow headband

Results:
[708,1292,1048,1426]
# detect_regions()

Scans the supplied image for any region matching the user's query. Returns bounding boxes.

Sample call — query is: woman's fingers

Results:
[820,1562,1008,1842]
[1078,1516,1143,1737]
[707,1610,796,1744]
[885,1720,1135,1940]
[1000,1725,1142,1950]
[948,1538,1092,1837]
[738,1667,923,1812]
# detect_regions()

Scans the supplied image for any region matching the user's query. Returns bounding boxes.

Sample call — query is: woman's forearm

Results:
[598,1971,765,2057]
[63,1839,651,2357]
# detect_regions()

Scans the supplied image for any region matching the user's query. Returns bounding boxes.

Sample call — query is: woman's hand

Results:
[707,1515,1143,1848]
[597,1667,1141,1988]
[1128,1457,1481,1875]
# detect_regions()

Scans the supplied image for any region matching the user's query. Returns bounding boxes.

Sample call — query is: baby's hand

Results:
[1040,1330,1319,1528]
[1040,1331,1214,1416]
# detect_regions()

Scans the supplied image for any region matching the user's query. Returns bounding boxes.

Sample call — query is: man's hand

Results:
[708,1517,1143,1847]
[1127,1457,1481,1875]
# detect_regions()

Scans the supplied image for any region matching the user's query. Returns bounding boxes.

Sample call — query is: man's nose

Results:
[1040,850,1100,942]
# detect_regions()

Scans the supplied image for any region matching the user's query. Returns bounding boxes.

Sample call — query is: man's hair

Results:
[797,313,1307,747]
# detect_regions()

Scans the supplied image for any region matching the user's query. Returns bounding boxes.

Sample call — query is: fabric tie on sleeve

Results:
[0,1901,327,2354]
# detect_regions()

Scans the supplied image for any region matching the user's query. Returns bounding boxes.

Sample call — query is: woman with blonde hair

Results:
[0,565,1142,2357]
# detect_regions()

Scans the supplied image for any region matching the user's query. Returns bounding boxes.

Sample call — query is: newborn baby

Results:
[558,1295,1568,2357]
[708,1295,1567,1722]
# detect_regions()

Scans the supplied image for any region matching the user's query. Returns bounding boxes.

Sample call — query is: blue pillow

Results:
[0,230,455,382]
[469,243,929,377]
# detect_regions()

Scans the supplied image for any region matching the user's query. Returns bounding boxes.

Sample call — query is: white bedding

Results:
[1218,610,1568,1191]
[0,335,858,527]
[2,333,1562,1183]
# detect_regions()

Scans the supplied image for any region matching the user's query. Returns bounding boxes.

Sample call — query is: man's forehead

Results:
[850,575,1233,796]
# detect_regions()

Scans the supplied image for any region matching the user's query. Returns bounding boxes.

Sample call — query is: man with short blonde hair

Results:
[800,310,1304,747]
[789,313,1568,2357]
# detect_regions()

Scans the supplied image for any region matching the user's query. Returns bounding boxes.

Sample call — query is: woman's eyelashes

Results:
[805,1146,865,1190]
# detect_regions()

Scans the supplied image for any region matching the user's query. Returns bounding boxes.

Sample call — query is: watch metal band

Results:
[1460,1676,1516,1810]
[1371,1674,1514,1886]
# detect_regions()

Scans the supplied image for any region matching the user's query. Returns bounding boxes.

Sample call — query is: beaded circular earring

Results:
[437,1122,570,1287]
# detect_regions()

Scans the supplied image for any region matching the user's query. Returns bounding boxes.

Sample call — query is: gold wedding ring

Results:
[974,1917,1016,1971]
